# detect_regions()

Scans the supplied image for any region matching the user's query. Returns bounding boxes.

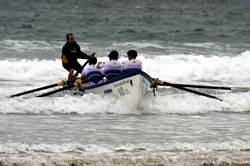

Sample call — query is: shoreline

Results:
[1,153,250,166]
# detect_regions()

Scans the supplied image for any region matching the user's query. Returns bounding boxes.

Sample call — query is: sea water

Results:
[0,0,250,165]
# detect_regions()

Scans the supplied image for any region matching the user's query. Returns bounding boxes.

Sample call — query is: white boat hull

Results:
[80,71,154,109]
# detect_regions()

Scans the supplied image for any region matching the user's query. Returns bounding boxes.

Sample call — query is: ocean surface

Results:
[0,0,250,165]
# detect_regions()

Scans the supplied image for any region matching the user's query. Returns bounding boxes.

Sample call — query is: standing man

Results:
[61,33,95,80]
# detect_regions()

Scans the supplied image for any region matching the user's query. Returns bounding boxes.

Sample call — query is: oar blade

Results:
[231,87,250,92]
[158,79,250,93]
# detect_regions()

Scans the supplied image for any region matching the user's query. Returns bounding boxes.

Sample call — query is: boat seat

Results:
[86,71,104,84]
[105,69,121,80]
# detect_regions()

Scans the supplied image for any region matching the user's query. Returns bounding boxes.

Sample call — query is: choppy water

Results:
[1,0,250,165]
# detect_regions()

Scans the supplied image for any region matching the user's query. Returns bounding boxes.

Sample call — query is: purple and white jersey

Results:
[100,60,122,79]
[82,65,103,80]
[122,59,142,71]
[102,60,122,74]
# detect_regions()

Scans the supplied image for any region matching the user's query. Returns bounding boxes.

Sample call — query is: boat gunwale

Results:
[79,71,154,92]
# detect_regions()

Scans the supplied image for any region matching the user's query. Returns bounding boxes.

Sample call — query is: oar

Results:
[152,78,222,101]
[172,83,250,92]
[9,59,89,98]
[161,81,223,101]
[9,83,61,98]
[156,81,250,92]
[169,83,231,90]
[36,84,75,97]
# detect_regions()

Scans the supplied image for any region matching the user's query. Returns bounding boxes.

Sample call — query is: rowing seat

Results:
[86,71,103,84]
[105,69,121,80]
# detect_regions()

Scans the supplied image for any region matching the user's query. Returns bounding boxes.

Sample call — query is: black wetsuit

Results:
[61,41,89,73]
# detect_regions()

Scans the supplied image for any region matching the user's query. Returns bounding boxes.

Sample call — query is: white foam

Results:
[0,142,86,154]
[1,50,250,115]
[1,50,250,83]
[182,42,216,48]
[0,59,65,82]
[142,50,250,84]
[2,90,250,115]
[0,139,249,155]
[0,93,137,114]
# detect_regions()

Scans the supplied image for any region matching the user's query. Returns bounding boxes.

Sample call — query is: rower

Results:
[97,50,122,80]
[81,56,104,85]
[122,50,142,73]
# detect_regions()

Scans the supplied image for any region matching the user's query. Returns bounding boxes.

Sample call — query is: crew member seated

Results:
[97,50,122,80]
[122,50,142,73]
[81,56,103,84]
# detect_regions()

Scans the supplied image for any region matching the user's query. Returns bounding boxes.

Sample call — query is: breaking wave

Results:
[1,140,250,154]
[0,141,250,166]
[1,40,250,115]
[0,40,250,114]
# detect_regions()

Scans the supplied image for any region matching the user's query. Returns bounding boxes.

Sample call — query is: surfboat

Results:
[77,71,155,109]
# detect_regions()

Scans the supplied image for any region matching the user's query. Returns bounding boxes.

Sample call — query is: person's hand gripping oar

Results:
[9,59,89,98]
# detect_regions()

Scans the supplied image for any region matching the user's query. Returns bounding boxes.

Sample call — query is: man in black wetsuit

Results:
[61,33,95,80]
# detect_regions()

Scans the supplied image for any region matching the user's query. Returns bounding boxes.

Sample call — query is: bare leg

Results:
[68,69,74,80]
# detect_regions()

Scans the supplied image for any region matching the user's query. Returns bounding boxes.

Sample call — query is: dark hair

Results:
[127,50,137,59]
[88,56,97,65]
[108,50,119,60]
[66,33,74,40]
